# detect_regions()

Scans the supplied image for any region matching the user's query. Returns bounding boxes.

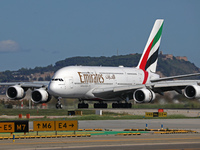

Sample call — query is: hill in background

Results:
[0,52,199,82]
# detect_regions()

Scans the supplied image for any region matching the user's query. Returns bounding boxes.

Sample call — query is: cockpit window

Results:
[51,78,64,81]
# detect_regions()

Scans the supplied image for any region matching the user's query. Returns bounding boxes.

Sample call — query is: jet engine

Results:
[133,88,155,103]
[31,88,51,104]
[6,85,25,100]
[184,85,200,99]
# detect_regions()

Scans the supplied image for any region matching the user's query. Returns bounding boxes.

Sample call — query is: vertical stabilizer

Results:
[137,19,164,73]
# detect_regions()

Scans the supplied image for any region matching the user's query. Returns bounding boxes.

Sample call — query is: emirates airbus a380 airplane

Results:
[2,19,200,109]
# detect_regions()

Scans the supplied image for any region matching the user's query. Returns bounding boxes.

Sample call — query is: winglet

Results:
[137,19,164,73]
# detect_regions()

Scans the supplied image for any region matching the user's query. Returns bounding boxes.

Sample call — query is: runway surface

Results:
[3,112,200,149]
[0,133,200,150]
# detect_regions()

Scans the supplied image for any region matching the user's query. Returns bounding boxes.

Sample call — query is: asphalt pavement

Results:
[0,133,200,150]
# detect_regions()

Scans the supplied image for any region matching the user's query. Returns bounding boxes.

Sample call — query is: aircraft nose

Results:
[48,82,57,96]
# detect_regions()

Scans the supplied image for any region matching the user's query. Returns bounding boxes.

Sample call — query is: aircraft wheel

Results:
[85,103,89,108]
[94,103,97,108]
[78,103,82,109]
[94,103,107,108]
[56,104,59,109]
[128,103,132,108]
[56,103,62,109]
[112,103,117,108]
[78,103,88,109]
[104,103,107,108]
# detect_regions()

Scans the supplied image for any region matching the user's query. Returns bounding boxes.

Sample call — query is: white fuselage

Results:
[47,66,159,100]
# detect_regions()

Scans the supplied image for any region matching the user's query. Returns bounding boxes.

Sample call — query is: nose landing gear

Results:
[56,97,63,109]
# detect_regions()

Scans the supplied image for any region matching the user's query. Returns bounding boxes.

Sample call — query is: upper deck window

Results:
[51,78,64,81]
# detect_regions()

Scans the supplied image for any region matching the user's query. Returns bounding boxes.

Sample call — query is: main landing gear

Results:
[56,97,63,109]
[112,102,132,108]
[77,99,132,109]
[78,103,89,108]
[112,96,132,108]
[78,101,108,109]
[78,99,89,108]
[94,102,107,108]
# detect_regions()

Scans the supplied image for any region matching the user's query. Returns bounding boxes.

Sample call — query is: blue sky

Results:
[0,0,199,71]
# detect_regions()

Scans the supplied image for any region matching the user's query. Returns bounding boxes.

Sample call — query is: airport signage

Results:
[33,121,55,131]
[145,112,154,117]
[145,112,167,117]
[33,120,78,131]
[14,121,29,132]
[158,112,167,117]
[0,120,29,133]
[0,122,15,133]
[55,121,78,131]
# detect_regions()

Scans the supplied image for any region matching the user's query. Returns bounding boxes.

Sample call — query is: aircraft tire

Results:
[94,103,107,108]
[56,103,62,109]
[78,103,89,109]
[56,104,59,109]
[112,103,118,108]
[78,103,81,108]
[128,103,132,108]
[112,103,132,108]
[85,103,89,108]
[104,103,108,108]
[94,103,97,108]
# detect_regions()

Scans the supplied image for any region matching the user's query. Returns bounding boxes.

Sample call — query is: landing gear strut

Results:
[56,97,63,109]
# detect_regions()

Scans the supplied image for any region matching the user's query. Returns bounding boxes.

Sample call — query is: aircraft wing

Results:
[92,84,145,100]
[92,80,200,100]
[0,81,49,88]
[151,80,200,93]
[151,73,200,82]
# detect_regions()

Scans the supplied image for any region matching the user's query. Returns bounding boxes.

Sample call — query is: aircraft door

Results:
[65,77,74,89]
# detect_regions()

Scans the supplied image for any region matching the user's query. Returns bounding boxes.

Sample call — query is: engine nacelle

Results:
[31,88,51,104]
[6,85,25,100]
[184,85,200,99]
[133,88,155,103]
